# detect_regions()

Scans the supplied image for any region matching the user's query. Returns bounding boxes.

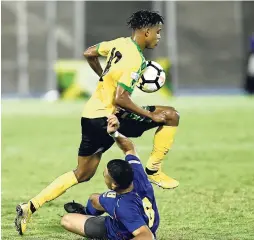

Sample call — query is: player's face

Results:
[145,23,163,49]
[104,168,117,190]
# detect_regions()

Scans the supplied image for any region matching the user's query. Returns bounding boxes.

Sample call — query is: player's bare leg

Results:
[61,213,93,237]
[146,106,180,189]
[14,152,102,235]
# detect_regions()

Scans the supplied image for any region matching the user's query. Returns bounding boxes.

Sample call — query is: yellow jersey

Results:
[82,37,146,118]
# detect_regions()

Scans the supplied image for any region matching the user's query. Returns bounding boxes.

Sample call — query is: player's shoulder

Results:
[125,154,146,176]
[118,191,140,203]
[113,37,143,56]
[99,190,117,205]
[107,37,128,46]
[99,37,126,50]
[125,154,141,164]
[107,37,145,70]
[117,192,141,213]
[101,190,117,199]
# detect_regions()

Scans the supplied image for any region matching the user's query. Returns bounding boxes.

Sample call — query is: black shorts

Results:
[84,216,107,239]
[78,106,160,156]
[78,117,114,156]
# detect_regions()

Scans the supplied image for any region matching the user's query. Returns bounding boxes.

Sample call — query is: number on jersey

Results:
[100,47,122,80]
[142,197,155,228]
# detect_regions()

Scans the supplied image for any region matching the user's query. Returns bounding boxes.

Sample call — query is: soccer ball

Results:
[137,61,166,93]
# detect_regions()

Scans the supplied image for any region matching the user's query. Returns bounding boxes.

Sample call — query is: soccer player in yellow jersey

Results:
[15,10,180,235]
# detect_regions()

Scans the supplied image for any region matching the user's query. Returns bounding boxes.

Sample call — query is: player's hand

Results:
[150,111,167,124]
[107,114,120,134]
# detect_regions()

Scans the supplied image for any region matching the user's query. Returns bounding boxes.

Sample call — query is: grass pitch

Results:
[1,96,254,240]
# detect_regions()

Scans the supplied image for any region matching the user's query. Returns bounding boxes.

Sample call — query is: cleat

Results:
[148,171,179,189]
[64,200,87,215]
[14,202,32,235]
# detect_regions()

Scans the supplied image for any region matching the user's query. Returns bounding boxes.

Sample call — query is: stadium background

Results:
[2,1,254,96]
[1,1,254,240]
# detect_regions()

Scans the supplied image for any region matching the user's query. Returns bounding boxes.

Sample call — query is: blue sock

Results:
[86,199,104,216]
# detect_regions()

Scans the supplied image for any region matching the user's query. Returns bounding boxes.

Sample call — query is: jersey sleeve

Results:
[117,201,147,233]
[125,154,152,191]
[96,40,116,57]
[99,191,117,216]
[125,154,146,177]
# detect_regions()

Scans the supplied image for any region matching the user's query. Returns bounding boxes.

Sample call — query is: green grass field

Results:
[2,96,254,240]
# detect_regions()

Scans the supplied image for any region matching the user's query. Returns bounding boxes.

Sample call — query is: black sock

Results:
[30,201,37,214]
[145,167,158,175]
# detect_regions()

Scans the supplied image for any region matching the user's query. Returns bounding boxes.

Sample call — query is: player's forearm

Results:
[111,132,136,156]
[86,57,103,77]
[84,46,103,77]
[115,93,152,119]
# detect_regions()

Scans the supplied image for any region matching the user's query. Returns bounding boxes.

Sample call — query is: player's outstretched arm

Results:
[107,115,137,156]
[83,45,103,77]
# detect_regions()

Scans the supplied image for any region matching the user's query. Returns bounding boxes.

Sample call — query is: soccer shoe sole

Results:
[64,201,87,214]
[14,204,24,235]
[149,179,179,189]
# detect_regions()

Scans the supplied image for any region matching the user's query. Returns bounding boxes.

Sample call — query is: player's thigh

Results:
[61,213,92,237]
[79,117,115,156]
[119,119,159,137]
[84,216,107,239]
[117,106,160,137]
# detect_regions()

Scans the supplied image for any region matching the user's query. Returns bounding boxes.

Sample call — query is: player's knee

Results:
[74,169,94,183]
[61,214,71,229]
[164,107,180,126]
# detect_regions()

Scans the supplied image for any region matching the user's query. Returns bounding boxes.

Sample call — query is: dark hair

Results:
[107,159,134,189]
[127,10,164,30]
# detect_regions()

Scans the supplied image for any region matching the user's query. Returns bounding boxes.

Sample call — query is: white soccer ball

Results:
[42,90,59,102]
[137,61,166,93]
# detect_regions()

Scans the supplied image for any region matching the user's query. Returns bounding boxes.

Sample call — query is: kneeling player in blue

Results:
[61,115,159,240]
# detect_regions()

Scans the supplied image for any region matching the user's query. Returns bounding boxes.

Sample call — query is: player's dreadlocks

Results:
[127,10,164,30]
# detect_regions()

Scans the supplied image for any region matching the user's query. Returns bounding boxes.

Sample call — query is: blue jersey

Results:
[99,154,159,240]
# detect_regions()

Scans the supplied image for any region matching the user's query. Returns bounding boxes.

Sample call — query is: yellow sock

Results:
[30,171,78,210]
[146,126,177,172]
